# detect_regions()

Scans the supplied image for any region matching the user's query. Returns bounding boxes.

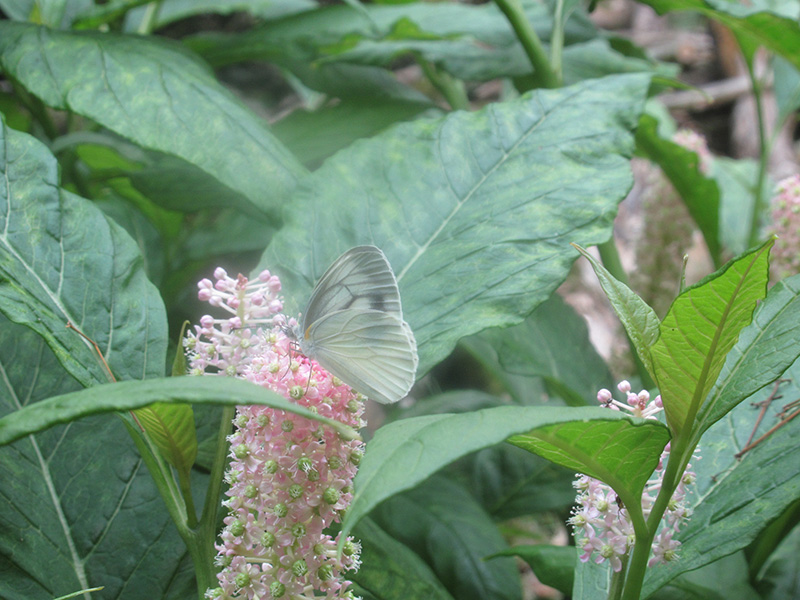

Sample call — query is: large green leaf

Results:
[651,240,772,434]
[636,114,721,265]
[636,0,800,71]
[371,476,521,600]
[0,21,305,215]
[465,293,613,406]
[260,74,651,375]
[641,356,800,596]
[0,319,200,600]
[271,98,440,168]
[0,117,167,386]
[0,376,356,446]
[492,545,575,595]
[699,273,800,433]
[188,1,595,71]
[340,405,668,545]
[351,518,455,600]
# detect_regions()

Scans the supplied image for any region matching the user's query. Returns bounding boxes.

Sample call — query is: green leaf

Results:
[572,244,660,380]
[651,240,772,434]
[72,133,272,214]
[0,376,356,446]
[636,113,721,264]
[124,0,314,30]
[0,21,305,215]
[636,0,800,71]
[0,319,200,600]
[755,523,800,600]
[260,74,651,375]
[641,356,800,596]
[133,402,197,476]
[272,98,440,168]
[371,476,521,600]
[491,545,575,595]
[0,116,167,387]
[651,553,760,600]
[340,405,668,545]
[466,293,613,406]
[699,273,800,433]
[188,1,594,71]
[714,157,762,256]
[351,518,455,600]
[507,417,669,510]
[457,444,576,518]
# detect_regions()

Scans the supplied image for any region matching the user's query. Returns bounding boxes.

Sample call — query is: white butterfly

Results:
[288,245,418,404]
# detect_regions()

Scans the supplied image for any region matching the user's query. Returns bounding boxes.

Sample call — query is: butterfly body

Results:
[289,246,418,404]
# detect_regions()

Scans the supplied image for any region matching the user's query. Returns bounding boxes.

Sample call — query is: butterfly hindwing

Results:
[301,309,418,404]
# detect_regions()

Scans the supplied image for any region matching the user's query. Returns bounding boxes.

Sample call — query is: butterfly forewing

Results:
[302,246,403,329]
[301,309,418,404]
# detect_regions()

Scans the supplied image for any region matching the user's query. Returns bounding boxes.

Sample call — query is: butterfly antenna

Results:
[66,322,145,432]
[66,321,116,383]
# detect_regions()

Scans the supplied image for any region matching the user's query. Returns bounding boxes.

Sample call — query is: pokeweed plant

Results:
[1,1,800,600]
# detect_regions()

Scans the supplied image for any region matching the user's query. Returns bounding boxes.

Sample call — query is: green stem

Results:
[597,239,656,390]
[494,0,560,88]
[177,467,198,529]
[550,0,567,81]
[189,405,236,598]
[416,56,470,111]
[137,1,163,35]
[745,59,769,249]
[621,436,690,600]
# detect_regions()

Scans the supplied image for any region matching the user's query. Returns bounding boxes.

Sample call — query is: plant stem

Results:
[550,0,567,82]
[416,56,470,111]
[137,1,163,35]
[190,405,236,597]
[745,57,770,249]
[494,0,560,88]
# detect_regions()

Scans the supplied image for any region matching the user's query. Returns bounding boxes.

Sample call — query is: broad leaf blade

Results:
[0,117,166,386]
[0,22,305,215]
[507,418,667,510]
[491,545,575,595]
[700,273,800,432]
[340,406,668,544]
[351,518,455,600]
[651,240,772,434]
[466,293,613,406]
[642,357,800,595]
[261,74,651,375]
[0,320,199,600]
[572,244,660,380]
[134,402,197,476]
[371,476,521,600]
[636,114,721,265]
[0,376,355,446]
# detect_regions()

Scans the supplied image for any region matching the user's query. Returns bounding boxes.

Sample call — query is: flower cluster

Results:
[569,381,696,572]
[185,268,365,600]
[768,174,800,282]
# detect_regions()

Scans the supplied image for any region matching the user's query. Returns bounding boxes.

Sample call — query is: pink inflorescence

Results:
[769,174,800,281]
[570,381,696,572]
[185,268,365,600]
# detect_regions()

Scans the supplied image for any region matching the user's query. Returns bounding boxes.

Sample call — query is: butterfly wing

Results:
[301,309,418,404]
[302,246,403,329]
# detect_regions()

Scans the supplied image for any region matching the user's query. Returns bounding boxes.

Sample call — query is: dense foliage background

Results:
[2,1,800,599]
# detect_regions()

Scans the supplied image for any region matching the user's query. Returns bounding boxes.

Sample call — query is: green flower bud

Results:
[323,487,340,505]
